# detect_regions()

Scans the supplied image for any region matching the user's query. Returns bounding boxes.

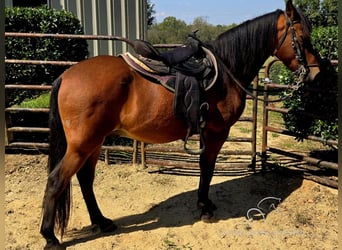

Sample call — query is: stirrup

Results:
[183,127,205,155]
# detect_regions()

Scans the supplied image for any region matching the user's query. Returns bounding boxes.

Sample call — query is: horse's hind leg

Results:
[41,149,89,249]
[76,146,117,232]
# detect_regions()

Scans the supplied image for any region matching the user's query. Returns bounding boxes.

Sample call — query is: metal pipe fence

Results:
[5,32,258,170]
[261,59,338,187]
[6,32,337,187]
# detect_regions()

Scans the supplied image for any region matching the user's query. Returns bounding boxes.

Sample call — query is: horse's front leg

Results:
[197,129,229,221]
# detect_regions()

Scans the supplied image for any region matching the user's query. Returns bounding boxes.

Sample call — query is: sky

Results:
[151,0,287,26]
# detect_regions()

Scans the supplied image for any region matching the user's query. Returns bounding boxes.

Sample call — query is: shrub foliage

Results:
[277,26,338,143]
[5,6,88,106]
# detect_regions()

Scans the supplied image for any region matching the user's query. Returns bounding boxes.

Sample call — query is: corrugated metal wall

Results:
[5,0,13,6]
[47,0,147,56]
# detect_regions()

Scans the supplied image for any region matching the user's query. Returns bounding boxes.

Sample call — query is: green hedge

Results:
[311,26,338,61]
[5,6,88,106]
[281,65,338,142]
[277,26,338,143]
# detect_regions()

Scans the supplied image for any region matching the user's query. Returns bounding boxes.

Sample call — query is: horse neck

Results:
[208,10,283,87]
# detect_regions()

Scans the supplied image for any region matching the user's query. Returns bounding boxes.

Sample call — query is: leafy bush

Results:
[5,6,88,106]
[268,61,293,85]
[276,25,338,143]
[281,67,338,142]
[311,26,338,61]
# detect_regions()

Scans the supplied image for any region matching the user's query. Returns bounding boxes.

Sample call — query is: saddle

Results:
[120,41,218,154]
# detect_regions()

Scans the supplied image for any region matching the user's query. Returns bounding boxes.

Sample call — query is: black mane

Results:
[207,10,283,84]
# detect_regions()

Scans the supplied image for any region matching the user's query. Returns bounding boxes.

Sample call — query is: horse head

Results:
[273,0,321,83]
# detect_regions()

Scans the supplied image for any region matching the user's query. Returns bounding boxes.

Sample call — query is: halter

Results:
[273,13,310,85]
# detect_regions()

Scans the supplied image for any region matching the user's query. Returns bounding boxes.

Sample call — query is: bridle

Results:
[273,13,318,86]
[224,12,320,103]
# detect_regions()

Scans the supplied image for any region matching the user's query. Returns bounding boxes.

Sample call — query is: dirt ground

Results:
[5,153,338,250]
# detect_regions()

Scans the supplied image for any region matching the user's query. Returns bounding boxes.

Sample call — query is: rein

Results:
[215,53,302,103]
[220,60,293,103]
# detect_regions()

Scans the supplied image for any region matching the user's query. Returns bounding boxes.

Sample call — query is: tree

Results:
[190,17,236,41]
[189,17,218,41]
[294,0,338,27]
[321,0,338,26]
[147,15,235,44]
[147,0,155,27]
[147,16,191,44]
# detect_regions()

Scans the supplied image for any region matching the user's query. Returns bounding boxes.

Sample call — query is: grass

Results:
[152,175,175,186]
[13,92,50,108]
[163,238,179,250]
[271,133,280,138]
[238,126,252,134]
[162,233,193,250]
[229,98,283,147]
[294,212,313,227]
[163,232,180,250]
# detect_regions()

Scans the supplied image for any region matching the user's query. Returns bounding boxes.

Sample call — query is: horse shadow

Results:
[63,168,303,247]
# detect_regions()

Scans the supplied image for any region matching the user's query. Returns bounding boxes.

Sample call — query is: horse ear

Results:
[285,0,300,21]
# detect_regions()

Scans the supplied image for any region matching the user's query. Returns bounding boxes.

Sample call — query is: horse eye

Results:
[299,35,309,45]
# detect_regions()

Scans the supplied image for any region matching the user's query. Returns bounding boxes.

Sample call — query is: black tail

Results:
[47,77,71,237]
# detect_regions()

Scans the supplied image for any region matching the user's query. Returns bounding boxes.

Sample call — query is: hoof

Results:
[197,200,217,222]
[99,218,118,233]
[44,241,65,250]
[200,211,214,222]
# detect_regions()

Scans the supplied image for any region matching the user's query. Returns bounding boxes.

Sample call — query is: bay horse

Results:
[41,1,322,248]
